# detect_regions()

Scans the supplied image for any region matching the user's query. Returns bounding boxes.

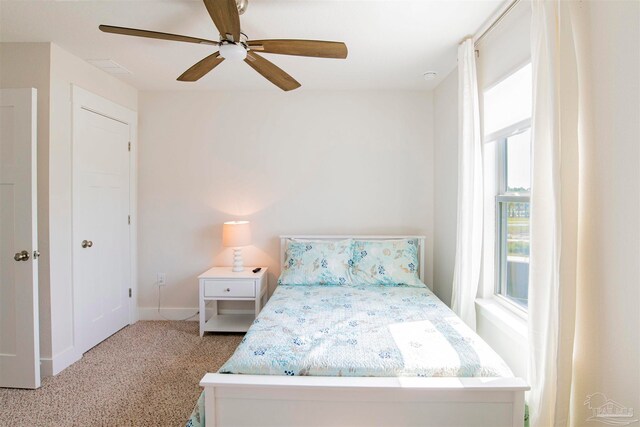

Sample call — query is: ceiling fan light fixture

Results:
[219,42,247,61]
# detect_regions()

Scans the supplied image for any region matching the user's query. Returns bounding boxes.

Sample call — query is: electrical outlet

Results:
[157,273,167,286]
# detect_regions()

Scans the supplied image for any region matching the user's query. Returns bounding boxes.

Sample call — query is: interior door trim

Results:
[71,85,138,357]
[80,105,129,125]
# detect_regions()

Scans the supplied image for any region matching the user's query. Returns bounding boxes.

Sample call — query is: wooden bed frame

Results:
[200,235,529,427]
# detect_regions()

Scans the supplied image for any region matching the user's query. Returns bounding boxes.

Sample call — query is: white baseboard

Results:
[138,307,200,321]
[137,307,254,321]
[40,345,81,377]
[40,358,53,378]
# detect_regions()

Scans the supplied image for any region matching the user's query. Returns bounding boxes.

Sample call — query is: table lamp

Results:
[222,221,251,272]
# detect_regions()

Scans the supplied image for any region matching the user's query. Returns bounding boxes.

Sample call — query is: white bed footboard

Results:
[200,373,529,427]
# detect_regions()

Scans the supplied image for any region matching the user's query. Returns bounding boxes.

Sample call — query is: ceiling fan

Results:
[99,0,348,91]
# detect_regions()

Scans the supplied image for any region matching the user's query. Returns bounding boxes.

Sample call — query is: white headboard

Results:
[279,235,427,284]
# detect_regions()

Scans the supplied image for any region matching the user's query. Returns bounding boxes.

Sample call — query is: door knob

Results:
[81,240,93,248]
[14,250,30,261]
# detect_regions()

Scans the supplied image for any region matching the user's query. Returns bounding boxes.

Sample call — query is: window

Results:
[483,63,532,309]
[496,129,530,308]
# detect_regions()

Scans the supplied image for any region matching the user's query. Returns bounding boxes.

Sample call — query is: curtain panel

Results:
[451,38,483,330]
[528,1,582,426]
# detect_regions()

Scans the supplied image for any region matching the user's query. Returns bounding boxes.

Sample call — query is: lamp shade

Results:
[222,221,251,247]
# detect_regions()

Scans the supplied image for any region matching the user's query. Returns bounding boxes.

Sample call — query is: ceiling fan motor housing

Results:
[236,0,248,15]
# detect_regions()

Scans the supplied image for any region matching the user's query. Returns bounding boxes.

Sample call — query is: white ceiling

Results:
[0,0,503,91]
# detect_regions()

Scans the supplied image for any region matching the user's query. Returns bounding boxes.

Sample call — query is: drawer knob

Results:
[225,288,231,292]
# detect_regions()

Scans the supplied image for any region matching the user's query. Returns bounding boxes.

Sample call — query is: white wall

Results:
[571,0,640,420]
[138,90,434,316]
[432,69,458,307]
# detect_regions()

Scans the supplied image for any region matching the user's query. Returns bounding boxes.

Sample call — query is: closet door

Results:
[74,107,130,354]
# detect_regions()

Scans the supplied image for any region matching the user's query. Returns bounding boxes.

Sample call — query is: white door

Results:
[0,88,40,389]
[74,107,130,354]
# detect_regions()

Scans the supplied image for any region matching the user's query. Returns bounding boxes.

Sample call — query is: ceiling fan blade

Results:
[99,25,218,46]
[177,52,225,81]
[203,0,241,42]
[244,52,301,91]
[248,40,348,59]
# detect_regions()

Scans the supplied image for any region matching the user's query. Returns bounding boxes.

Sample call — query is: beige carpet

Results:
[0,321,243,427]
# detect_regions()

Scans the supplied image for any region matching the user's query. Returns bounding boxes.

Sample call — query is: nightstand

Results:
[198,267,268,336]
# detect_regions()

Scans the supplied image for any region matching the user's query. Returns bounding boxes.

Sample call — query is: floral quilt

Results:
[218,284,512,377]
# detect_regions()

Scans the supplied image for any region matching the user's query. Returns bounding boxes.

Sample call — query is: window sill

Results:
[475,297,528,340]
[494,294,528,320]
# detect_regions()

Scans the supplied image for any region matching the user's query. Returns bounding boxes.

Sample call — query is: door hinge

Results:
[128,141,131,152]
[128,215,131,225]
[129,288,132,298]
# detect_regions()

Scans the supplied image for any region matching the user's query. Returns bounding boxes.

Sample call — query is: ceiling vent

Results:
[87,59,132,75]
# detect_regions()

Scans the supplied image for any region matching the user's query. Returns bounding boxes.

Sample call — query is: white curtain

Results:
[528,1,582,426]
[451,38,483,330]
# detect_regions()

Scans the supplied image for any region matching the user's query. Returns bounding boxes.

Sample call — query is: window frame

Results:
[493,121,531,313]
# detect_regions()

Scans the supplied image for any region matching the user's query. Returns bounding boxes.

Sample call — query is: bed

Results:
[192,235,528,427]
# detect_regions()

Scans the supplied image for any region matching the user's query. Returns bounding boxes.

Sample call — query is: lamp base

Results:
[232,248,244,272]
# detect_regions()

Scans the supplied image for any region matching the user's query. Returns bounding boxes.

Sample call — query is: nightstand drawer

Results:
[203,279,255,298]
